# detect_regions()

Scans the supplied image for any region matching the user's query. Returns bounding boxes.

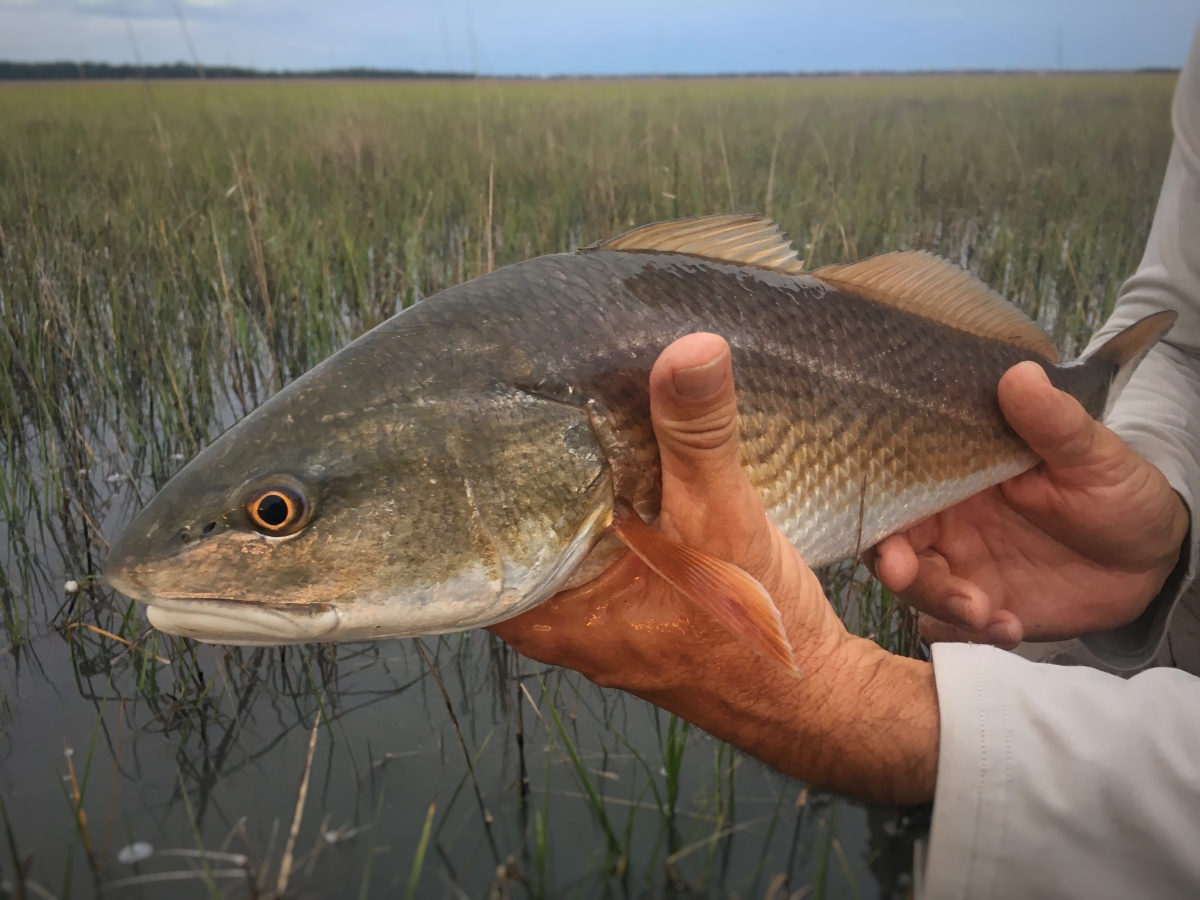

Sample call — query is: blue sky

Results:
[0,1,1195,75]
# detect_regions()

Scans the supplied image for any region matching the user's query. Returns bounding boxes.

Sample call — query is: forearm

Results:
[504,549,942,804]
[626,629,940,805]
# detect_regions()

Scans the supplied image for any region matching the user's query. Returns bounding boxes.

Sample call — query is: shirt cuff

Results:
[922,643,1014,898]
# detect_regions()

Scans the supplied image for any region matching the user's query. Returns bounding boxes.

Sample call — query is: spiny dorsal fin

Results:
[814,251,1059,362]
[589,214,805,275]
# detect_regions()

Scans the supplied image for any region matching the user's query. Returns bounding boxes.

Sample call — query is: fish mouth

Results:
[105,558,343,646]
[143,596,342,646]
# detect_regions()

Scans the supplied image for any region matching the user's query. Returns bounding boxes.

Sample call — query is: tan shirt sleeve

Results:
[1080,24,1200,669]
[924,642,1200,900]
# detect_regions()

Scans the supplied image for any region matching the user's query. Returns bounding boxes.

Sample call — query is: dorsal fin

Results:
[813,251,1059,362]
[589,214,805,275]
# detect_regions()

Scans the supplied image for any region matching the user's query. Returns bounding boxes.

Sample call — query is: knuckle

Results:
[660,402,739,453]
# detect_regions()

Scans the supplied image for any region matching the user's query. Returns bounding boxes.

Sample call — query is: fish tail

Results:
[1053,311,1178,420]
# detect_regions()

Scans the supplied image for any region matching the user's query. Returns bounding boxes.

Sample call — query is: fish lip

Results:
[149,594,332,615]
[144,596,341,645]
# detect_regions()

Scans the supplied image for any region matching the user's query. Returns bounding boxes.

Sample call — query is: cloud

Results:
[0,0,1194,73]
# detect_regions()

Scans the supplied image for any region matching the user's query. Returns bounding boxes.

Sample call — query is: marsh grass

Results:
[0,73,1176,897]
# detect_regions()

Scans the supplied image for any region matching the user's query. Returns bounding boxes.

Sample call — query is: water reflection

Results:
[2,584,922,898]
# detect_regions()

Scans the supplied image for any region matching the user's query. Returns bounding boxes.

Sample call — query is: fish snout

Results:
[102,534,159,603]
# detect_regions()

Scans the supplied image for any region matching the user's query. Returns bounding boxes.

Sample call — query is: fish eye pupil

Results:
[244,483,311,536]
[257,494,290,527]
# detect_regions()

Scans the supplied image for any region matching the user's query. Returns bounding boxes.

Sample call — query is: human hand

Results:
[867,361,1189,649]
[490,334,939,804]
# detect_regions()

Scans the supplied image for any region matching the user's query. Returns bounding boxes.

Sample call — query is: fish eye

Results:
[245,484,311,537]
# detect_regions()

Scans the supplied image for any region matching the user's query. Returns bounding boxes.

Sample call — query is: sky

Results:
[0,0,1196,76]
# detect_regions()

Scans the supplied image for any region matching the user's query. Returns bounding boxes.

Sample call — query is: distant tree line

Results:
[0,61,1178,81]
[0,62,474,80]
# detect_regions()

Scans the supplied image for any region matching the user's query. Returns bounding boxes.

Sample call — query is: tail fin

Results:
[1082,310,1178,418]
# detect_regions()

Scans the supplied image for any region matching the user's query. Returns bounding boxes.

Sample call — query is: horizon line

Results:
[0,60,1182,82]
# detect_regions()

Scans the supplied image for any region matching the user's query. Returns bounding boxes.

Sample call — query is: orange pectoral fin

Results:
[609,503,800,678]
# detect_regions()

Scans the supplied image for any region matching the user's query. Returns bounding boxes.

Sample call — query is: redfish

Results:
[104,215,1175,673]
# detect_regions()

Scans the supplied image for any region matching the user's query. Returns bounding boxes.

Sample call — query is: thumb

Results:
[648,332,777,558]
[998,360,1114,473]
[650,333,744,497]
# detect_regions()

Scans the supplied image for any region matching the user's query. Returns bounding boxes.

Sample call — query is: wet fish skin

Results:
[103,246,1139,645]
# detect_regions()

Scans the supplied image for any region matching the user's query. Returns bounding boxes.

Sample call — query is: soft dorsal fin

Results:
[589,214,805,275]
[813,251,1059,362]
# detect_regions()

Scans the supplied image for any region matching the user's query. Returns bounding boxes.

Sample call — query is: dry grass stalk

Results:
[487,161,495,273]
[62,738,95,868]
[274,710,322,898]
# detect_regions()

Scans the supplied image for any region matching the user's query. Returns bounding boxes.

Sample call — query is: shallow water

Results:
[0,584,922,899]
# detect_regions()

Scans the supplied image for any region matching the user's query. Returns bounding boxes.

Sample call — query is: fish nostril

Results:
[202,521,216,536]
[179,530,189,543]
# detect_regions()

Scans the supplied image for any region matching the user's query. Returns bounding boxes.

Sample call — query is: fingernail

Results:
[986,620,1019,646]
[673,354,727,399]
[945,595,983,630]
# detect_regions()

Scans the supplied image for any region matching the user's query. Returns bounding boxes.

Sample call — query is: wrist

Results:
[639,623,939,805]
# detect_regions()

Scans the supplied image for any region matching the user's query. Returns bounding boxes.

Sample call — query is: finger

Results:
[488,609,587,670]
[489,551,648,640]
[871,534,919,592]
[919,610,1024,650]
[897,552,992,632]
[860,544,879,576]
[998,361,1124,474]
[898,516,942,556]
[486,593,575,659]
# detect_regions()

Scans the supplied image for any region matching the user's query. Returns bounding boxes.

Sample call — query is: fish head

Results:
[104,346,614,645]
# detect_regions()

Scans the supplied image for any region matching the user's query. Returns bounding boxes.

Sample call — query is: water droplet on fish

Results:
[117,842,154,864]
[429,478,437,484]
